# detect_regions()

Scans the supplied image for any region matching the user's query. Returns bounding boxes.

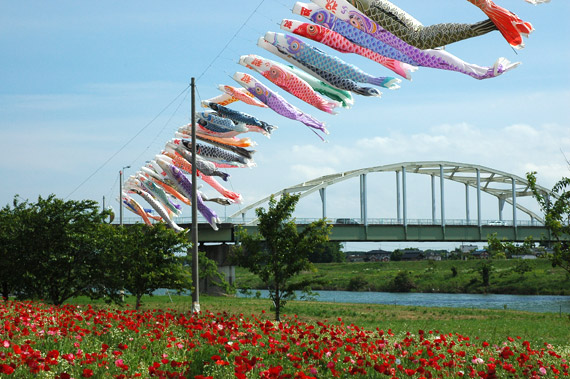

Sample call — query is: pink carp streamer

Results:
[239,54,342,114]
[281,19,416,80]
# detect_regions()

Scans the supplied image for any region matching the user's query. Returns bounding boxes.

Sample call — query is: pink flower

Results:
[539,367,547,376]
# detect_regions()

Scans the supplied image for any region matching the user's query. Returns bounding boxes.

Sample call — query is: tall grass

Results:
[236,259,570,295]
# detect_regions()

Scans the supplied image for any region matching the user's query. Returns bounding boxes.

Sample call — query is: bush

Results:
[392,271,416,292]
[347,277,369,291]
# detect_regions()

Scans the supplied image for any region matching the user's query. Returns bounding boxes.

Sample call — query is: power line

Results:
[196,0,266,83]
[65,83,191,199]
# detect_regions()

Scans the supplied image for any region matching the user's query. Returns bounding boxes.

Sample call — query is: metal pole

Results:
[119,171,123,226]
[119,166,130,225]
[191,77,200,313]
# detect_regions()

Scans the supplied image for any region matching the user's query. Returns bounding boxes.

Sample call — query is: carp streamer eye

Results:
[289,41,301,52]
[307,25,318,35]
[314,12,325,23]
[255,86,264,95]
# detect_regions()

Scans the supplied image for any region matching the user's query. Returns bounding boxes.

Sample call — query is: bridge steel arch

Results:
[230,161,553,228]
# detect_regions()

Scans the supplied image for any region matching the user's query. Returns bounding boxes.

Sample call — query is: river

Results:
[237,290,570,314]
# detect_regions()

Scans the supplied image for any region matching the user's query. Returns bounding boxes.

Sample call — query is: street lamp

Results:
[119,165,131,226]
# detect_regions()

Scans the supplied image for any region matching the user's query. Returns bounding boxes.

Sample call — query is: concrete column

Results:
[476,169,482,227]
[465,183,470,224]
[396,171,401,223]
[431,175,436,224]
[360,174,367,225]
[499,198,506,221]
[402,167,407,227]
[319,187,327,219]
[512,177,517,227]
[440,165,445,227]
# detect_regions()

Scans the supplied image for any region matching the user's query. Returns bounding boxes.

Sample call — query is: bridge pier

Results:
[319,187,327,219]
[360,173,367,225]
[440,164,445,229]
[396,171,401,223]
[431,175,436,223]
[465,183,470,224]
[198,243,235,295]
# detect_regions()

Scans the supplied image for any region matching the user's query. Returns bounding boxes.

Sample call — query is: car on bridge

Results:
[335,218,360,225]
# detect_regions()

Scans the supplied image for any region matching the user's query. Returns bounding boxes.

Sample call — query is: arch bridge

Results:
[187,161,558,243]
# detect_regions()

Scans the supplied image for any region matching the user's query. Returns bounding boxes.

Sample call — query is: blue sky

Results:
[1,0,569,249]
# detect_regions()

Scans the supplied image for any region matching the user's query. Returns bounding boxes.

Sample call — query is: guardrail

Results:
[115,217,544,227]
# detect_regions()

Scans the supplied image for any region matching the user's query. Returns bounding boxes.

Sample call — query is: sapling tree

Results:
[527,171,570,275]
[234,193,331,321]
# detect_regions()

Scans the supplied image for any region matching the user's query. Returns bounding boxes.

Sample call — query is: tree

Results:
[309,241,345,263]
[106,223,192,310]
[486,233,507,259]
[527,171,570,275]
[0,196,30,300]
[392,271,416,292]
[390,249,403,261]
[234,193,331,321]
[478,261,493,288]
[14,195,112,305]
[513,260,532,277]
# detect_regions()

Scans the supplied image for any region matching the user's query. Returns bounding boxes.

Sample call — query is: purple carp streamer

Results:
[259,36,382,98]
[295,1,519,80]
[233,71,329,139]
[155,158,221,231]
[281,18,416,80]
[239,54,342,114]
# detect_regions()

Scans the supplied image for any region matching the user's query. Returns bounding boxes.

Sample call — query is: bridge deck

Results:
[179,222,553,243]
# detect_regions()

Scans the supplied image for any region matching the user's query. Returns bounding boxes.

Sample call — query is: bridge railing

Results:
[115,217,544,227]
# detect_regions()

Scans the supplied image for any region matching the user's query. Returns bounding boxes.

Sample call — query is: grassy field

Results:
[69,294,570,347]
[235,259,570,295]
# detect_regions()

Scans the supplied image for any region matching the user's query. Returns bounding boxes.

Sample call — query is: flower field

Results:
[0,301,568,378]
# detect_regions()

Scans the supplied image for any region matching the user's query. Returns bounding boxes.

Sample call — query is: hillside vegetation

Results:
[236,259,570,295]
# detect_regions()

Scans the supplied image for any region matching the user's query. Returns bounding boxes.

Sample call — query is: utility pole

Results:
[119,165,130,226]
[190,77,200,313]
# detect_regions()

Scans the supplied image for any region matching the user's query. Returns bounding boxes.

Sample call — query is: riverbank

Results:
[235,259,570,295]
